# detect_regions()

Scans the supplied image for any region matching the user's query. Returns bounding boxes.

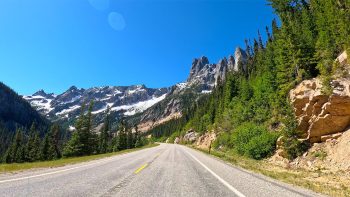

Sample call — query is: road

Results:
[0,144,323,197]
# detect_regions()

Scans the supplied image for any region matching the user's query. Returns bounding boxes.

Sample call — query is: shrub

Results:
[245,132,279,160]
[281,113,310,160]
[231,122,279,160]
[213,132,231,149]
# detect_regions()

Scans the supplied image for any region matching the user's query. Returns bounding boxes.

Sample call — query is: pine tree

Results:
[26,122,41,162]
[99,106,111,153]
[63,132,83,157]
[4,128,25,163]
[134,126,142,148]
[126,127,134,149]
[86,101,98,155]
[258,30,264,50]
[63,101,98,157]
[50,124,62,158]
[41,132,57,160]
[117,120,128,150]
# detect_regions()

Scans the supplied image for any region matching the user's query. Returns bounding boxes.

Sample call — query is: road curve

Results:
[0,144,323,197]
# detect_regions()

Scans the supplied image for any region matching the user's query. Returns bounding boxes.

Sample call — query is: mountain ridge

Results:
[23,47,248,131]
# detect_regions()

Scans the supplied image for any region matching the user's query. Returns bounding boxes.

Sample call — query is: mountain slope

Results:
[0,82,49,154]
[24,85,169,126]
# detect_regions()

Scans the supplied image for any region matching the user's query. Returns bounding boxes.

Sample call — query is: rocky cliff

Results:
[132,47,248,131]
[290,51,350,143]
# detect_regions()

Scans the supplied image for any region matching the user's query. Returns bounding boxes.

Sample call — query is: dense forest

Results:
[149,0,350,160]
[0,82,50,156]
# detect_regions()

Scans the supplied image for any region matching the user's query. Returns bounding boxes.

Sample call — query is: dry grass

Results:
[0,143,159,174]
[193,147,350,197]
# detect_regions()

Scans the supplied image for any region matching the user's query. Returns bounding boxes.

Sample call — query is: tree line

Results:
[2,101,148,163]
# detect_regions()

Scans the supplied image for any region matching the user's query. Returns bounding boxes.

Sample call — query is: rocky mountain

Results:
[24,85,169,126]
[24,47,248,131]
[130,47,248,131]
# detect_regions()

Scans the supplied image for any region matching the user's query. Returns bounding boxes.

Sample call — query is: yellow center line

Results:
[134,163,148,174]
[134,152,162,174]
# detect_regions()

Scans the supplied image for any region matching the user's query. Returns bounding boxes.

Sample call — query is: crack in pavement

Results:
[100,151,163,197]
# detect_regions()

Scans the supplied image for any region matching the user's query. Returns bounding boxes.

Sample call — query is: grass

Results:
[191,146,350,197]
[313,150,327,161]
[0,143,159,174]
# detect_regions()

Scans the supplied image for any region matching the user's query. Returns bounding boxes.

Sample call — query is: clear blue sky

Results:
[0,0,276,95]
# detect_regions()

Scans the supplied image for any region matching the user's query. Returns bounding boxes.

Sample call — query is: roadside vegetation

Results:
[0,143,158,174]
[194,147,350,197]
[2,101,150,165]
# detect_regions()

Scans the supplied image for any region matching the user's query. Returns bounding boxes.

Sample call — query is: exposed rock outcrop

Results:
[187,48,248,89]
[234,47,248,73]
[188,56,210,82]
[290,51,350,143]
[183,130,199,143]
[290,128,350,172]
[196,132,216,149]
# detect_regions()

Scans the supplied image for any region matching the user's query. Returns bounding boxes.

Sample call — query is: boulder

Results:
[174,137,180,144]
[196,132,216,149]
[289,51,350,143]
[183,130,199,143]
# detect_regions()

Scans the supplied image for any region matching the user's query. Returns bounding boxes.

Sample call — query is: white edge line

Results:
[183,147,246,197]
[0,157,115,184]
[0,145,159,184]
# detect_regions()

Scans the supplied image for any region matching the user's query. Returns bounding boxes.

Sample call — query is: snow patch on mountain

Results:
[23,95,54,113]
[201,90,212,94]
[111,94,167,116]
[176,83,188,90]
[56,105,81,116]
[61,95,81,105]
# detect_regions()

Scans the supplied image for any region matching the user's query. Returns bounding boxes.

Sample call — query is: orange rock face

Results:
[290,51,350,143]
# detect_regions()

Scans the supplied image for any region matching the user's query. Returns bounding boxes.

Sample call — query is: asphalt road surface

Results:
[0,144,324,197]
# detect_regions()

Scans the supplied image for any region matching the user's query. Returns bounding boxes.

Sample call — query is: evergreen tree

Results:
[126,127,134,149]
[62,132,83,157]
[26,122,41,162]
[99,106,111,153]
[134,126,142,148]
[50,124,62,158]
[63,101,98,157]
[4,128,25,163]
[41,132,58,160]
[117,120,128,150]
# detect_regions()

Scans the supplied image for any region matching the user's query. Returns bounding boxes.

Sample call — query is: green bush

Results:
[231,123,279,160]
[282,136,309,160]
[213,132,231,149]
[232,123,263,155]
[245,132,279,160]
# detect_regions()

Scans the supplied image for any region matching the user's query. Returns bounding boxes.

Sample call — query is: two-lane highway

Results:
[0,144,323,197]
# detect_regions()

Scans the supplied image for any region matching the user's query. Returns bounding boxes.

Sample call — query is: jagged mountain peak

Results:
[33,89,55,99]
[67,85,82,92]
[234,47,248,72]
[228,55,235,71]
[24,84,170,124]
